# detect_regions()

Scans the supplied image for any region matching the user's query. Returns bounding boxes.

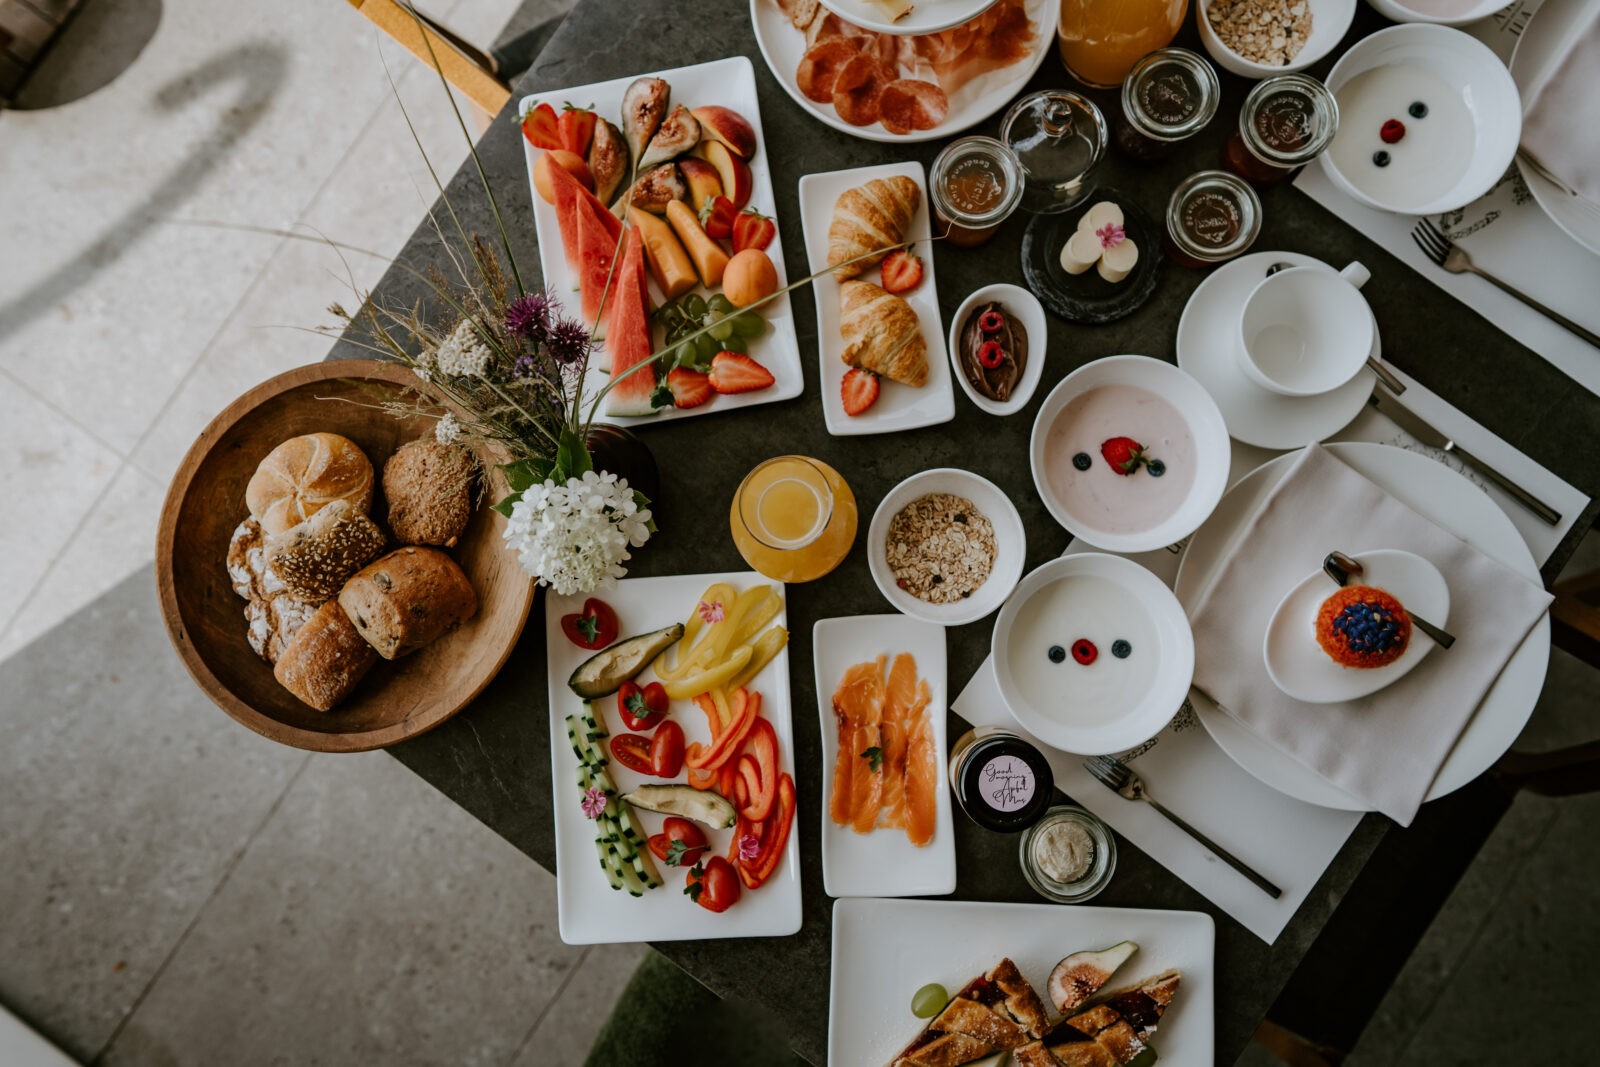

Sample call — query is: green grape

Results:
[683,294,707,319]
[709,319,735,341]
[732,312,766,339]
[911,983,948,1019]
[695,333,719,359]
[709,294,735,316]
[721,334,747,355]
[675,340,697,367]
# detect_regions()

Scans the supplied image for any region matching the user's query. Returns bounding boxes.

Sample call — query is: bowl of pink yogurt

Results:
[1029,355,1230,553]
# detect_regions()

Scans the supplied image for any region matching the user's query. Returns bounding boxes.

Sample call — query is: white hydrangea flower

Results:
[433,318,493,378]
[434,412,463,445]
[502,470,653,596]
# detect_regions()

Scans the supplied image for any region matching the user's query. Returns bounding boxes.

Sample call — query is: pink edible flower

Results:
[580,786,607,819]
[1096,222,1127,249]
[698,600,725,624]
[738,833,761,861]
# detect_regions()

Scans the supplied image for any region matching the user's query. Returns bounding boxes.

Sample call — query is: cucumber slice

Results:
[567,624,685,699]
[595,838,624,891]
[622,784,737,829]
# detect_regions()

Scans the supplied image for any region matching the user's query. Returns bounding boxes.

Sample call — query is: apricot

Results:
[723,248,778,308]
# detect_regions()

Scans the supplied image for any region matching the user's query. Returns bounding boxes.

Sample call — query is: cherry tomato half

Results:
[560,598,619,650]
[608,733,654,776]
[647,816,708,867]
[685,855,741,913]
[618,680,669,731]
[650,719,685,778]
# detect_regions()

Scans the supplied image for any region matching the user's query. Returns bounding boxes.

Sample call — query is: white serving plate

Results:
[1174,442,1550,810]
[819,0,999,35]
[947,282,1047,416]
[543,571,801,943]
[812,615,955,898]
[1510,0,1600,258]
[751,0,1054,144]
[519,57,802,422]
[798,161,955,436]
[829,898,1215,1067]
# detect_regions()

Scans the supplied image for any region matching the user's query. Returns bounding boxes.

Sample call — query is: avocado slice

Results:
[622,784,737,829]
[566,623,684,699]
[1048,941,1138,1013]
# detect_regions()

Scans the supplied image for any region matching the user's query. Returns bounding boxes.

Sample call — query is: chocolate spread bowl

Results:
[945,283,1047,416]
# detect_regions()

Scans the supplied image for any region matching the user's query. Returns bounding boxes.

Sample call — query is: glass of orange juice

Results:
[1058,0,1189,89]
[730,456,857,583]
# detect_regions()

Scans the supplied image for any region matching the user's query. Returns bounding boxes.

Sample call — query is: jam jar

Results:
[1165,169,1262,267]
[1222,73,1339,188]
[948,726,1054,833]
[929,136,1025,247]
[1114,48,1221,162]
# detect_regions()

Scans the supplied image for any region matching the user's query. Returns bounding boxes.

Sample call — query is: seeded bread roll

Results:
[338,546,477,660]
[273,600,379,711]
[382,439,476,547]
[246,432,375,536]
[264,499,386,601]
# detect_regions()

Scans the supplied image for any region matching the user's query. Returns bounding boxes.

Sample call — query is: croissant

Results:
[840,280,928,387]
[827,176,920,280]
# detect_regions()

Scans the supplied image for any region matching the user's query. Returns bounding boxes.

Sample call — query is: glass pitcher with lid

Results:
[999,89,1108,215]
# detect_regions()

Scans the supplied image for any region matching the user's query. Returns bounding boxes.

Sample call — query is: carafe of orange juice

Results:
[730,456,857,583]
[1058,0,1189,89]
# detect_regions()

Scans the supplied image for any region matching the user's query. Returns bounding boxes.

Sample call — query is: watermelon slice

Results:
[547,162,626,342]
[604,227,661,417]
[575,196,628,339]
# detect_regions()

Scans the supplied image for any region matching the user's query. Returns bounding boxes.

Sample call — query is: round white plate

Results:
[947,283,1047,416]
[1264,549,1450,704]
[750,0,1053,144]
[1509,0,1600,258]
[1176,251,1377,450]
[818,0,998,35]
[1175,442,1549,810]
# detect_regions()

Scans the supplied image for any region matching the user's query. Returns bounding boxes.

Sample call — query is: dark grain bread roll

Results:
[337,546,477,660]
[382,439,477,547]
[273,600,379,711]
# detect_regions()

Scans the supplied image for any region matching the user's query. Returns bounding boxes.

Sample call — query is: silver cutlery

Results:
[1368,387,1563,526]
[1409,221,1600,349]
[1323,550,1456,649]
[1082,754,1283,899]
[1266,261,1406,395]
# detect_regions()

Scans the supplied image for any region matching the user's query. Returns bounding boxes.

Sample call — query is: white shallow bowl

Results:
[946,283,1047,416]
[1364,0,1506,27]
[1030,354,1230,554]
[1197,0,1356,77]
[993,554,1195,756]
[868,468,1026,626]
[1322,24,1522,215]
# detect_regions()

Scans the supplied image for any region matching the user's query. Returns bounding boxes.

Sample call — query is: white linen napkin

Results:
[1520,3,1600,204]
[1187,443,1552,825]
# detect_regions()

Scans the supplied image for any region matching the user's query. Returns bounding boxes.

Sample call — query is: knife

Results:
[1369,389,1562,526]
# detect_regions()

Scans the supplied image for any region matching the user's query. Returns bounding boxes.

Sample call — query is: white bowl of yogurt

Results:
[1364,0,1507,28]
[992,553,1195,756]
[1030,354,1230,554]
[1322,24,1522,215]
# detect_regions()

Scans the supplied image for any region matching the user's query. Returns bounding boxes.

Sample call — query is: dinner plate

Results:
[543,571,801,943]
[750,0,1054,144]
[1509,0,1600,258]
[1174,442,1550,810]
[828,898,1215,1067]
[798,161,955,436]
[819,0,999,35]
[812,615,955,898]
[1176,251,1377,450]
[519,57,803,422]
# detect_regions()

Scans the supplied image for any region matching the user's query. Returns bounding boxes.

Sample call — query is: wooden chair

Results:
[344,0,511,120]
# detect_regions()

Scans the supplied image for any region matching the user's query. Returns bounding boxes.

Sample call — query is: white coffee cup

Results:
[1236,261,1373,397]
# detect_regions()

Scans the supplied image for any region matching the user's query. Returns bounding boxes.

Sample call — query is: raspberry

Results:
[1071,639,1098,665]
[1380,119,1405,144]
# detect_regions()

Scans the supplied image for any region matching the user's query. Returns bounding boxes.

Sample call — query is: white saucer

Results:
[1263,549,1449,704]
[1176,252,1377,450]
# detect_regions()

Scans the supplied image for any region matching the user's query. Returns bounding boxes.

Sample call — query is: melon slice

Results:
[603,227,660,417]
[576,195,630,339]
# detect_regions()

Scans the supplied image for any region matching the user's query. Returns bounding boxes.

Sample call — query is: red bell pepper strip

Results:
[686,764,719,790]
[749,773,795,886]
[685,689,759,770]
[735,719,778,822]
[719,760,739,800]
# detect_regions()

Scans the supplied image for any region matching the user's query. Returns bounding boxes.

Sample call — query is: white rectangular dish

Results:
[797,161,955,436]
[830,898,1215,1066]
[543,571,801,944]
[812,615,955,898]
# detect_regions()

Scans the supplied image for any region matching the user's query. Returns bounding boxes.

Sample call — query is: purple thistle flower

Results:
[546,316,591,365]
[512,354,537,378]
[505,290,553,342]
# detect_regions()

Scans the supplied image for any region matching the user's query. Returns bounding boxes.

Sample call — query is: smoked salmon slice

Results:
[830,656,884,829]
[877,653,918,830]
[903,680,937,847]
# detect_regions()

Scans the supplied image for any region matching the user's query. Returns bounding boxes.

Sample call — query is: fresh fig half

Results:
[1048,940,1138,1013]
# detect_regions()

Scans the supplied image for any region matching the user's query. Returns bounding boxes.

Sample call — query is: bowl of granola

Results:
[867,468,1026,627]
[1198,0,1355,78]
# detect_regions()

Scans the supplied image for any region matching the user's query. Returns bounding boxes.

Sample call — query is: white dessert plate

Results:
[1176,251,1377,451]
[543,571,801,944]
[519,57,802,422]
[1263,549,1450,704]
[1175,442,1549,811]
[993,553,1195,757]
[867,467,1026,626]
[1510,0,1600,258]
[947,283,1047,416]
[829,898,1215,1067]
[798,161,954,437]
[750,0,1053,144]
[818,0,999,35]
[812,615,955,898]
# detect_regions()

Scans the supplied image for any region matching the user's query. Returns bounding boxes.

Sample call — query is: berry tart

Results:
[1315,585,1411,669]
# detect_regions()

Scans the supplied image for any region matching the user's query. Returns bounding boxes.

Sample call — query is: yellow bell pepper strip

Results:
[660,645,752,701]
[727,625,789,692]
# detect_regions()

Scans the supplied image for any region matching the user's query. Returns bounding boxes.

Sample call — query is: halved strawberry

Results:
[558,102,597,156]
[732,208,776,254]
[708,351,775,395]
[520,102,561,150]
[700,195,737,241]
[1100,436,1148,475]
[666,367,713,409]
[841,367,879,416]
[880,249,923,294]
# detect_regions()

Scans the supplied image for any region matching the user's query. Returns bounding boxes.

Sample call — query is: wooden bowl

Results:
[156,359,534,752]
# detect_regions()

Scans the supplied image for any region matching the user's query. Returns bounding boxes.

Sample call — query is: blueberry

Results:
[1072,452,1092,471]
[1111,639,1132,659]
[1409,101,1428,119]
[1373,151,1391,167]
[1148,459,1167,477]
[1048,645,1066,664]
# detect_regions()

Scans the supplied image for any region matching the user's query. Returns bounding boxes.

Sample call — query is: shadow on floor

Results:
[8,0,163,110]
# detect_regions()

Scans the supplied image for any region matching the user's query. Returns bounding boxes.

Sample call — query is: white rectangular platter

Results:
[812,614,955,898]
[830,898,1215,1066]
[797,161,955,436]
[544,571,802,944]
[520,56,802,420]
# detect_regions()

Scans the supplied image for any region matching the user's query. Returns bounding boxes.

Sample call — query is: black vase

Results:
[586,424,660,504]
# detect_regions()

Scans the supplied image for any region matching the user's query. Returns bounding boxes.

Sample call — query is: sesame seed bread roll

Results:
[338,547,477,660]
[264,499,386,602]
[273,600,379,711]
[246,432,375,536]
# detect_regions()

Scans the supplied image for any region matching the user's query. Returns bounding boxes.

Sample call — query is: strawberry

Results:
[666,367,713,409]
[708,351,775,395]
[1100,436,1149,475]
[732,208,776,254]
[699,195,737,241]
[879,249,923,294]
[520,102,561,150]
[558,102,597,156]
[841,367,879,416]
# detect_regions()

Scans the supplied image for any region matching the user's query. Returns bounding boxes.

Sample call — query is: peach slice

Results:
[678,157,724,214]
[691,105,757,159]
[533,150,594,204]
[698,139,753,210]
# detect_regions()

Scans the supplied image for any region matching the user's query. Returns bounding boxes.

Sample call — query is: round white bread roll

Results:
[246,432,374,536]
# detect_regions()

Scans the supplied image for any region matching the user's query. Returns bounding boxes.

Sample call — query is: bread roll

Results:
[382,439,476,547]
[273,600,379,711]
[228,517,318,663]
[827,176,919,280]
[338,547,477,660]
[264,499,386,601]
[246,432,375,536]
[839,280,929,386]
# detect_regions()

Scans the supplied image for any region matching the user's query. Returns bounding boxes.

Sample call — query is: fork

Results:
[1083,754,1283,899]
[1410,220,1600,348]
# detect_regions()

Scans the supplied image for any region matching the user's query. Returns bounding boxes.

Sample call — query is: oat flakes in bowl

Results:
[886,493,997,605]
